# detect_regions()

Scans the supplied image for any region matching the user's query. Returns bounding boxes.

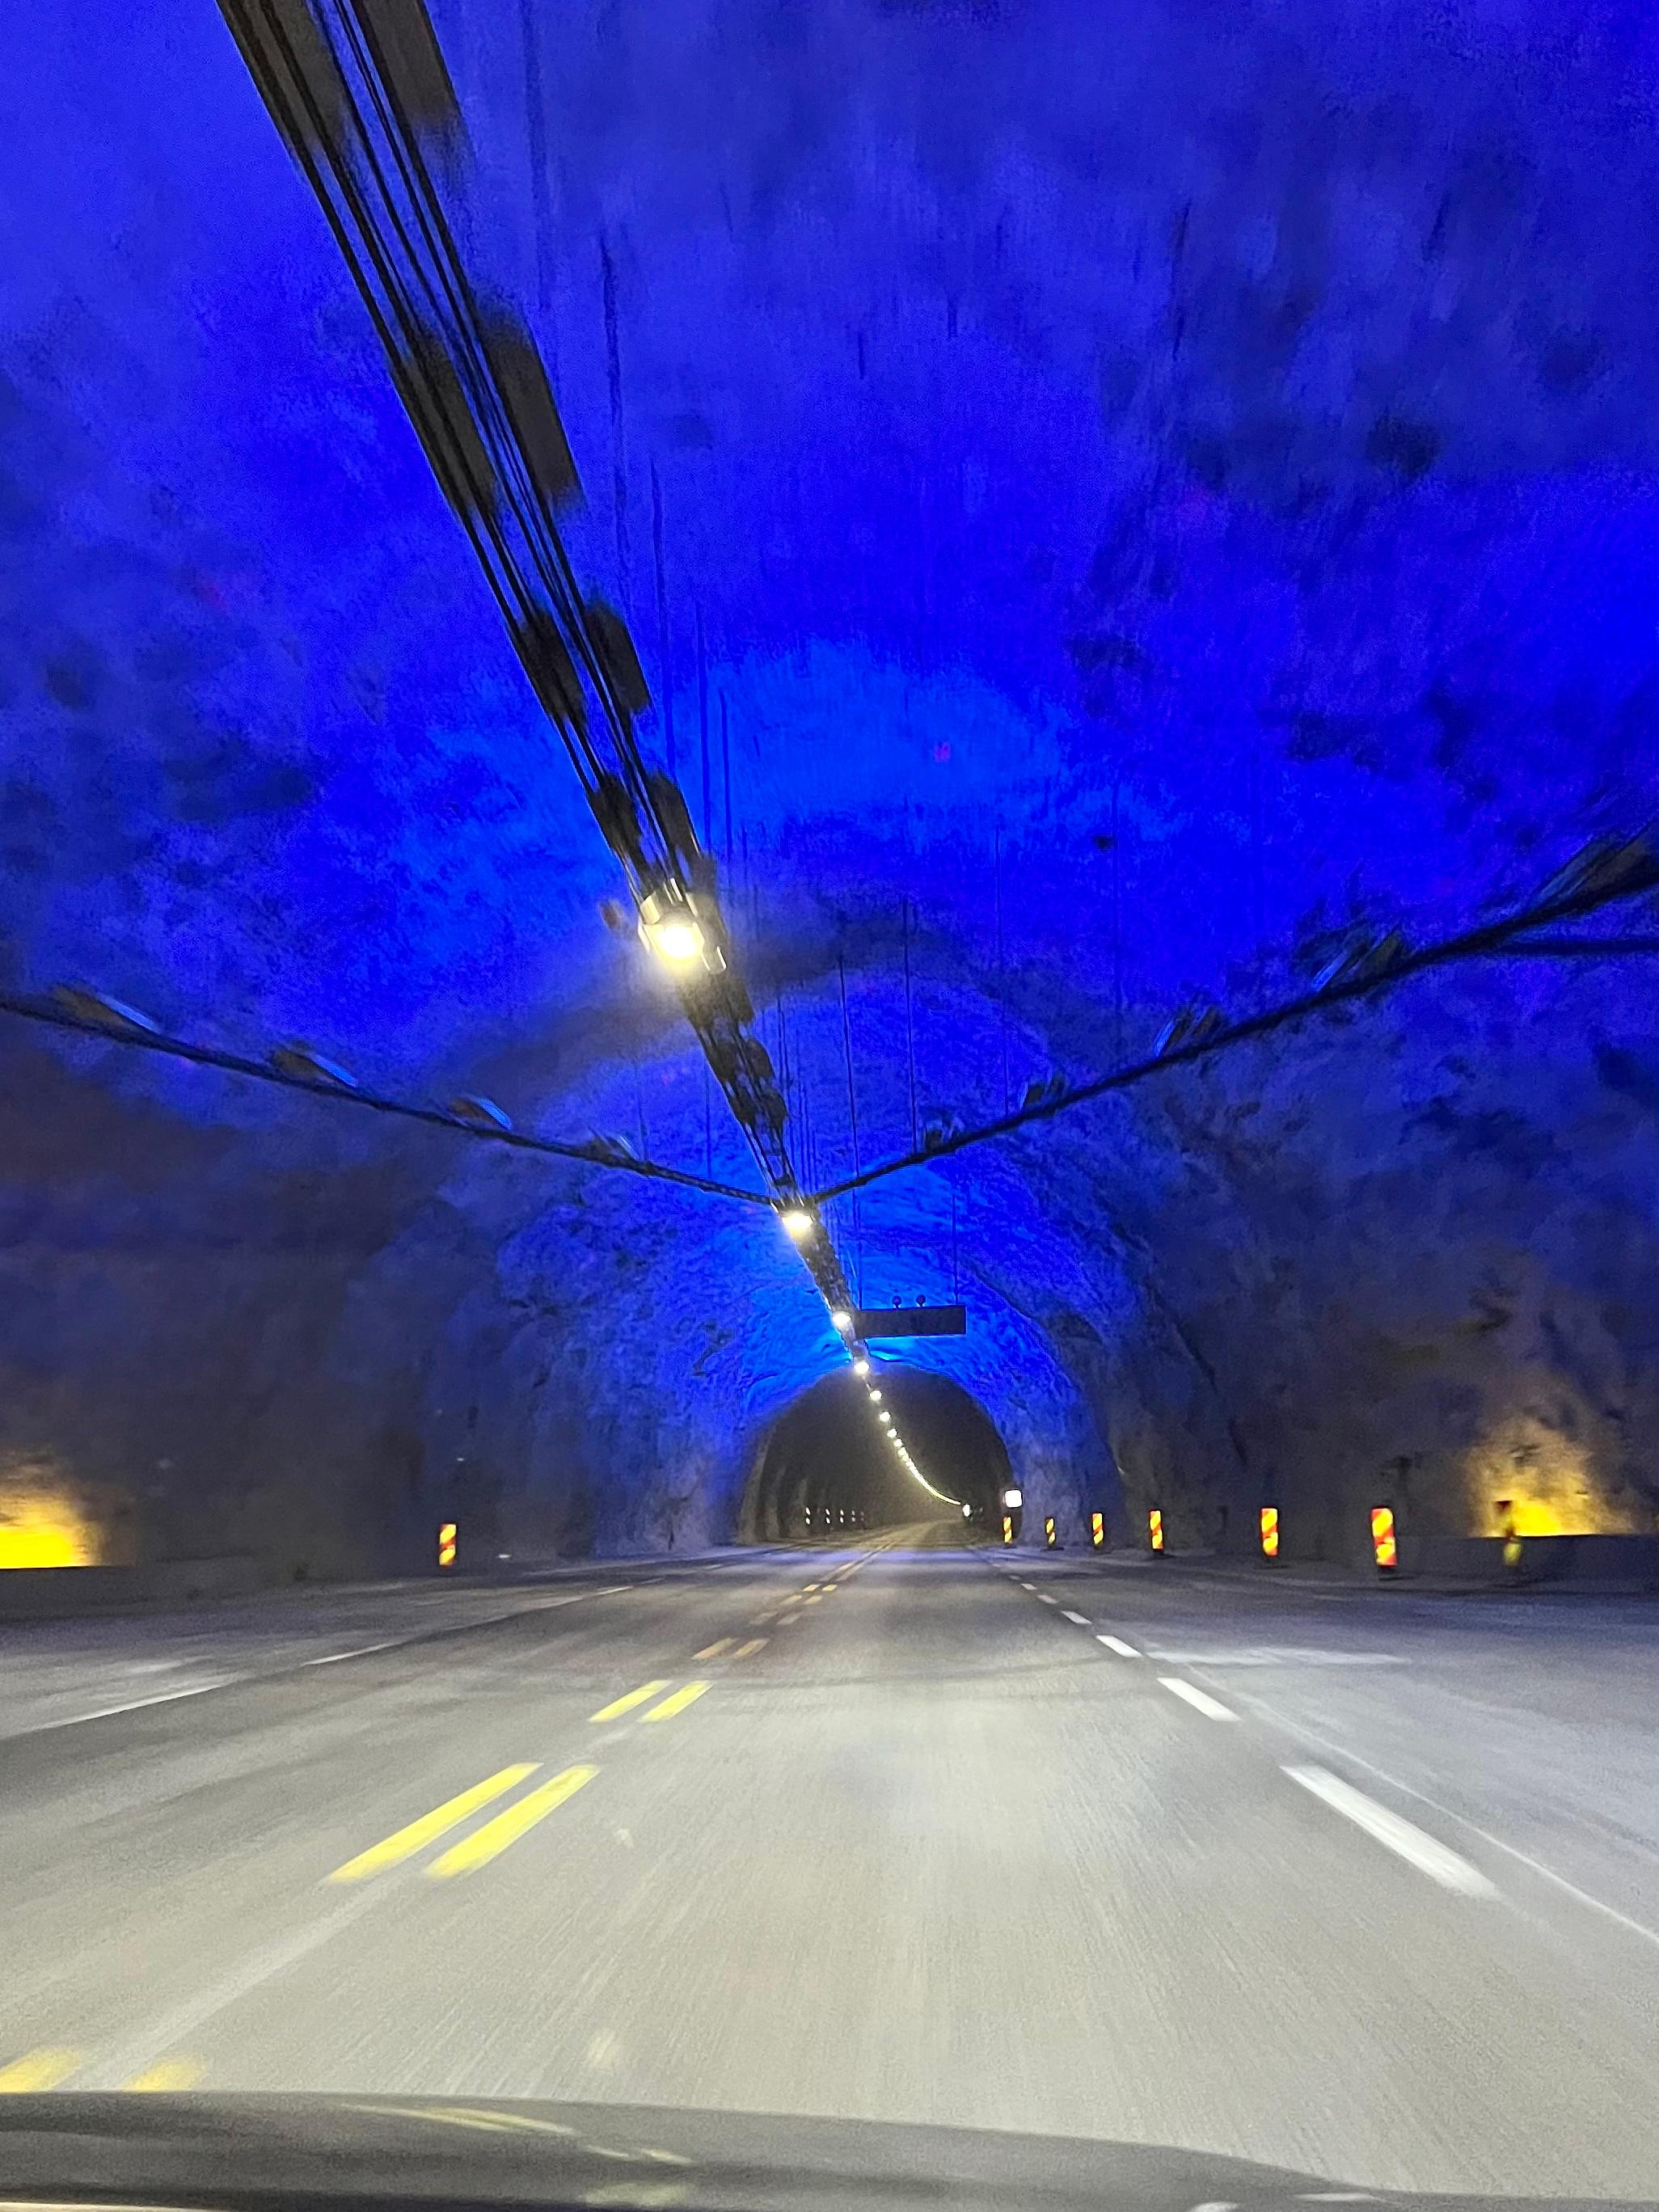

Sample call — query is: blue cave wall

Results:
[2,0,1657,1572]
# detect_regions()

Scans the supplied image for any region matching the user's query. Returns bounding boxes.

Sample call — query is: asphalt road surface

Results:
[2,1531,1658,2199]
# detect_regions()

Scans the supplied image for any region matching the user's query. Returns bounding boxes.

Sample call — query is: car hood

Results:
[0,2096,1644,2212]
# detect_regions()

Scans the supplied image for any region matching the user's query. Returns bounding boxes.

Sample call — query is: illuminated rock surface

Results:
[2,0,1655,1572]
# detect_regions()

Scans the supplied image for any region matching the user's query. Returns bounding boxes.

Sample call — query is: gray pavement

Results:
[1,1531,1657,2198]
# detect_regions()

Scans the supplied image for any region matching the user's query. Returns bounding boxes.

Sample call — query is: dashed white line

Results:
[1097,1635,1141,1657]
[1018,1582,1036,1591]
[1061,1610,1091,1625]
[61,1682,228,1724]
[305,1642,399,1665]
[1036,1594,1058,1606]
[1284,1766,1495,1897]
[1159,1678,1236,1721]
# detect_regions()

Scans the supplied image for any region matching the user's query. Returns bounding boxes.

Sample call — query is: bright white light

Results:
[880,1412,892,1425]
[779,1208,816,1243]
[830,1309,852,1333]
[868,1389,882,1403]
[852,1357,870,1377]
[1003,1487,1024,1509]
[638,893,707,968]
[649,916,703,964]
[962,1503,972,1518]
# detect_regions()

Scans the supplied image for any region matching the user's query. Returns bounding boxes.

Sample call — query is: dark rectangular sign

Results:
[855,1304,966,1340]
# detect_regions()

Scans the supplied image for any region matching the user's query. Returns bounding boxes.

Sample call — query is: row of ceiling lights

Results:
[634,928,955,1507]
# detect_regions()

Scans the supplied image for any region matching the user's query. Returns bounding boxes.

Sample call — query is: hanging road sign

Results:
[854,1304,966,1340]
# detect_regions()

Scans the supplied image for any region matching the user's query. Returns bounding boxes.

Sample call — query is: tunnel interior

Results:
[743,1370,1012,1541]
[2,1,1657,1579]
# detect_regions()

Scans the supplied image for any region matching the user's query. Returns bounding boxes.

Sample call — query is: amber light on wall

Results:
[0,1488,100,1568]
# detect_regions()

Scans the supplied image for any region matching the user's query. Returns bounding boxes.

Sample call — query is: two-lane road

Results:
[2,1535,1657,2197]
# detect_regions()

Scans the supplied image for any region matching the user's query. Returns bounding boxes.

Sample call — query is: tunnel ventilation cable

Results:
[213,0,859,1320]
[0,986,767,1206]
[808,841,1659,1204]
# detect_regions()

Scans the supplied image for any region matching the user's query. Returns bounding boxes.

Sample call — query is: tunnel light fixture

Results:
[830,1309,852,1333]
[637,889,707,968]
[852,1357,870,1378]
[867,1388,882,1403]
[880,1411,892,1425]
[779,1206,817,1243]
[1002,1487,1023,1509]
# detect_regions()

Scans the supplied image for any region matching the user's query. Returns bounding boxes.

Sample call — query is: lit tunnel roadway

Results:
[2,1543,1659,2198]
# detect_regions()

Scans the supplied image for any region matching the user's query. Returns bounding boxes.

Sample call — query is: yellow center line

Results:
[802,1594,823,1604]
[694,1638,734,1660]
[327,1764,539,1884]
[124,2060,203,2092]
[0,2049,80,2092]
[428,1764,597,1879]
[589,1681,672,1724]
[640,1682,711,1724]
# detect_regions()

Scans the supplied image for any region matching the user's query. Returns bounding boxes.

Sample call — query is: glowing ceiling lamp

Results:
[636,889,706,968]
[830,1309,852,1333]
[779,1206,817,1243]
[853,1358,870,1377]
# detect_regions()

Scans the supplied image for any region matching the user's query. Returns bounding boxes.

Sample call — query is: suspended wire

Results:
[0,988,767,1205]
[215,0,862,1317]
[807,868,1659,1205]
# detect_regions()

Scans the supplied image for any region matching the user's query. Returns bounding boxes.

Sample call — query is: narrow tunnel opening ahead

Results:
[741,1368,1013,1540]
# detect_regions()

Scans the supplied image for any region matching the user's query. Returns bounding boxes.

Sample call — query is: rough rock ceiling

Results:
[2,0,1656,1568]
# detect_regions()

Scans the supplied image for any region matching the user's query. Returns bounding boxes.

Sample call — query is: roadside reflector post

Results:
[1090,1511,1105,1550]
[1001,1514,1014,1546]
[1148,1509,1164,1554]
[1260,1505,1280,1560]
[1044,1515,1057,1549]
[437,1520,458,1571]
[1496,1498,1523,1570]
[1370,1506,1397,1572]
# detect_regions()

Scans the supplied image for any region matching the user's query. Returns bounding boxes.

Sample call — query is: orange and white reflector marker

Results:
[1148,1509,1164,1554]
[1090,1511,1105,1549]
[1001,1515,1014,1546]
[1260,1505,1280,1560]
[437,1521,458,1570]
[1370,1506,1397,1572]
[1044,1516,1057,1549]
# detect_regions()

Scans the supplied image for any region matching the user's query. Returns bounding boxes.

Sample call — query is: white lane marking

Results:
[1062,1610,1091,1625]
[1159,1678,1236,1721]
[1098,1635,1141,1657]
[305,1642,398,1665]
[1036,1594,1058,1606]
[1224,1691,1659,1954]
[1018,1581,1036,1590]
[62,1682,229,1724]
[1284,1766,1495,1897]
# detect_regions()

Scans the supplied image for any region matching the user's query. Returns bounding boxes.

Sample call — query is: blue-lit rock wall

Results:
[1,0,1655,1572]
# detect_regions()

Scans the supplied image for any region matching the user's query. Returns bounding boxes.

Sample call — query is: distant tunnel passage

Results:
[739,1367,1013,1539]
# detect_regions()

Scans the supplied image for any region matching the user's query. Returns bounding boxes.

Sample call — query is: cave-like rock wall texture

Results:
[2,0,1656,1574]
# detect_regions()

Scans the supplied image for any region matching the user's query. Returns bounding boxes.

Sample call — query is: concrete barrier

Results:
[0,1558,269,1618]
[1417,1534,1659,1594]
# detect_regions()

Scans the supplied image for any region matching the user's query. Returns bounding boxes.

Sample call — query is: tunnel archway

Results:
[740,1367,1014,1541]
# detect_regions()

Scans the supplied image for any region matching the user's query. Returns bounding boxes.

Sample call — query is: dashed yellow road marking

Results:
[327,1765,538,1884]
[733,1638,767,1657]
[0,2049,79,2092]
[125,2060,203,2092]
[428,1765,597,1877]
[694,1638,734,1660]
[589,1682,671,1724]
[640,1682,711,1724]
